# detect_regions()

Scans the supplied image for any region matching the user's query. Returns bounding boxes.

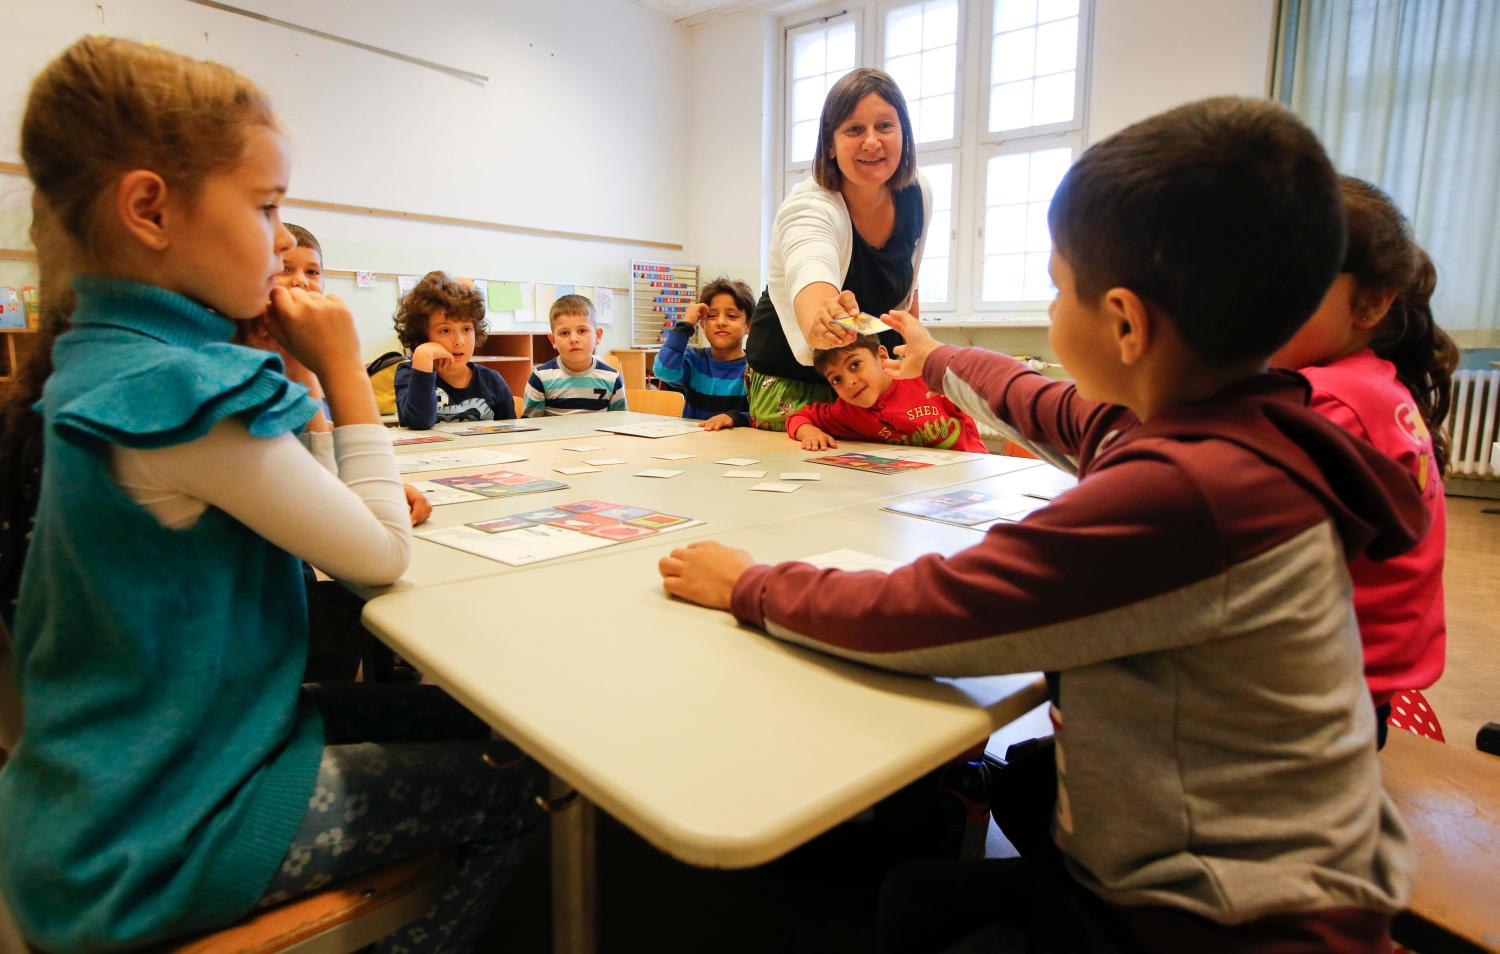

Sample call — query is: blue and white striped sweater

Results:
[522,355,627,417]
[652,322,749,422]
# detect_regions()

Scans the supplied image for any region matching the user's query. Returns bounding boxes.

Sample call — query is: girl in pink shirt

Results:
[1270,177,1459,734]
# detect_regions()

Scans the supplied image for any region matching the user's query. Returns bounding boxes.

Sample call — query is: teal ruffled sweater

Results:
[0,277,325,951]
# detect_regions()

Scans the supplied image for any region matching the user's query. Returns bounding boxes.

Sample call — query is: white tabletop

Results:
[361,453,1058,867]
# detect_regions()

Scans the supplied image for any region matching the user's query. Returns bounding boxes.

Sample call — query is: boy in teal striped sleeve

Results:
[653,276,752,429]
[523,294,628,416]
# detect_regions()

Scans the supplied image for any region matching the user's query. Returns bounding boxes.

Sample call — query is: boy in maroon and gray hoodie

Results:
[661,96,1425,953]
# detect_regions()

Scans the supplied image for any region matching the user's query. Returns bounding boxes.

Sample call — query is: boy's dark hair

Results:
[812,333,882,375]
[285,222,321,261]
[549,294,596,327]
[698,276,754,317]
[1048,96,1346,365]
[1339,176,1459,471]
[393,271,487,352]
[813,68,917,193]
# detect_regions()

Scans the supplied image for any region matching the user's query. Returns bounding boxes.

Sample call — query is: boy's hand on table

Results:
[881,310,939,380]
[701,413,736,431]
[794,423,838,451]
[659,541,755,611]
[403,484,432,525]
[681,302,707,326]
[410,341,453,373]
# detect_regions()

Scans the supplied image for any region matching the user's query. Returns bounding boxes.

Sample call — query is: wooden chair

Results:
[1381,728,1500,952]
[513,395,525,417]
[626,388,685,417]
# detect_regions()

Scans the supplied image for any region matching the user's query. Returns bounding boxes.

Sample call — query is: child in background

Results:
[661,97,1424,953]
[523,293,627,416]
[653,276,751,429]
[786,334,986,452]
[392,271,515,429]
[0,38,536,953]
[1270,176,1457,739]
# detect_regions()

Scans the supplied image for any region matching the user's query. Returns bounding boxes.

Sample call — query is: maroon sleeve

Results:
[730,454,1238,675]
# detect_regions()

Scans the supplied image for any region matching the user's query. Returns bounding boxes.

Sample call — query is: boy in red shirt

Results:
[786,334,987,452]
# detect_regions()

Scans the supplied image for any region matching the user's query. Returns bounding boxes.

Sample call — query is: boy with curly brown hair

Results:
[392,271,515,429]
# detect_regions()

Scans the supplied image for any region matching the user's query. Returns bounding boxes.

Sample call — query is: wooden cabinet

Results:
[471,332,557,396]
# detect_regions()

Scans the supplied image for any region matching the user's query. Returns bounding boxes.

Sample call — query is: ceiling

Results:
[626,0,785,28]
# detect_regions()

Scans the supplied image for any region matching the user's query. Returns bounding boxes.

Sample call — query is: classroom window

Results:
[786,16,861,170]
[780,0,1092,319]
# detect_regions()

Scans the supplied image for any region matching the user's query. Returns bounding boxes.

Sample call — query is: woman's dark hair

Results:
[393,271,488,353]
[1339,176,1459,471]
[812,68,917,193]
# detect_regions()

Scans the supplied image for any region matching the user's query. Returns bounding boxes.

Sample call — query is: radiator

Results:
[1447,369,1500,478]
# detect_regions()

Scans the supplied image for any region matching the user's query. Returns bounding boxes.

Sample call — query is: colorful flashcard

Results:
[417,499,702,567]
[884,490,1044,528]
[595,419,703,439]
[397,447,529,475]
[807,453,932,475]
[834,312,893,336]
[408,481,488,506]
[392,434,454,446]
[443,422,541,436]
[427,470,568,499]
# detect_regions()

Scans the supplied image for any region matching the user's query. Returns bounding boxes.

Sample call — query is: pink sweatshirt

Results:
[1301,348,1446,706]
[785,376,987,452]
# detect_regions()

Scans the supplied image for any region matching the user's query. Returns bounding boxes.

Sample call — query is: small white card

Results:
[554,465,602,475]
[562,444,605,452]
[651,452,695,461]
[635,468,684,479]
[716,457,760,466]
[779,472,821,481]
[723,469,767,478]
[800,548,898,572]
[750,482,800,493]
[582,457,626,466]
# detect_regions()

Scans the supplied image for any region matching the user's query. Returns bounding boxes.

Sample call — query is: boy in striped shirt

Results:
[653,277,752,429]
[523,294,627,417]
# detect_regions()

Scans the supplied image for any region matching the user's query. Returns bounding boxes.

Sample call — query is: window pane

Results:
[1034,17,1077,74]
[1023,251,1055,299]
[793,33,826,79]
[985,204,1028,255]
[923,162,954,207]
[1037,0,1079,22]
[983,253,1026,301]
[991,28,1036,83]
[989,79,1033,131]
[827,22,857,71]
[1027,147,1073,200]
[1025,202,1051,252]
[925,0,960,47]
[921,256,950,303]
[887,4,924,57]
[919,94,955,141]
[986,152,1030,204]
[887,52,923,99]
[793,75,826,122]
[791,120,819,163]
[921,43,958,97]
[1032,70,1076,125]
[994,0,1037,33]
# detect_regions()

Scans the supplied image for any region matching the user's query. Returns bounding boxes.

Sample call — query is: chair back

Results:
[0,617,20,756]
[625,389,685,418]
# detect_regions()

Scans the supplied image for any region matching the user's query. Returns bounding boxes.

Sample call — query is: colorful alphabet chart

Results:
[631,260,700,347]
[417,498,702,566]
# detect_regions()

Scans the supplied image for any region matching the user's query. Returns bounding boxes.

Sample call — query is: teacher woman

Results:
[745,67,932,430]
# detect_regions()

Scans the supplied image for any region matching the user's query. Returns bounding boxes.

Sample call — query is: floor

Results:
[484,494,1500,952]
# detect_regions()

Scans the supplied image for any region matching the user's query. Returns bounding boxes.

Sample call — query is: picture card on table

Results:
[582,457,627,466]
[407,481,487,506]
[439,422,541,436]
[750,482,800,493]
[418,498,702,566]
[651,452,694,461]
[562,444,605,452]
[722,469,766,479]
[397,447,528,475]
[555,465,602,475]
[596,419,703,439]
[634,469,684,479]
[715,457,760,467]
[426,470,568,499]
[391,434,453,446]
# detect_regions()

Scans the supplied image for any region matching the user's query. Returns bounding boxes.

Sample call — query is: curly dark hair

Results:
[393,271,488,352]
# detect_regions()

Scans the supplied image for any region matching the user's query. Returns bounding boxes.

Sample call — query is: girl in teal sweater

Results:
[0,38,538,953]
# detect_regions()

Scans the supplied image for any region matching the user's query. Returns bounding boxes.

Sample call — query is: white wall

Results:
[0,0,693,358]
[677,0,1279,359]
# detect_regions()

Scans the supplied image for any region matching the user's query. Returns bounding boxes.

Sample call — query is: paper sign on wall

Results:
[489,281,524,312]
[534,283,558,323]
[515,283,537,324]
[398,275,418,298]
[356,271,375,288]
[594,289,615,325]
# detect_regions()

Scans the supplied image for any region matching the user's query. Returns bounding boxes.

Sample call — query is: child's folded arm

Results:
[924,345,1123,469]
[393,363,438,430]
[730,456,1227,677]
[785,400,849,440]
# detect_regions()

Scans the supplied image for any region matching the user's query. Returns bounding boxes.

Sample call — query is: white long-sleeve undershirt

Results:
[108,421,411,587]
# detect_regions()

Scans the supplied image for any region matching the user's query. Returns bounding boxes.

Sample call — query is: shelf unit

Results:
[471,332,558,396]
